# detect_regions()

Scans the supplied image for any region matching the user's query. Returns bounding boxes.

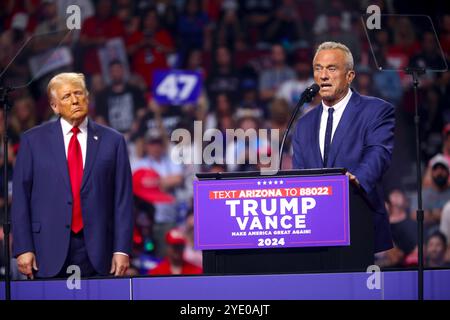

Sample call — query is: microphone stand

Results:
[405,67,425,301]
[279,85,319,171]
[0,85,13,301]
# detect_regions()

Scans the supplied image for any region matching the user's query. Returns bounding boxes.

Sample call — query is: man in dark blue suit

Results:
[12,73,133,278]
[292,42,395,253]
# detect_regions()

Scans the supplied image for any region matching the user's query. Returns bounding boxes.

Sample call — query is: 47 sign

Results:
[152,70,202,105]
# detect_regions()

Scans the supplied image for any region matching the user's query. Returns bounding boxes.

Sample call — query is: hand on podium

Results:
[346,171,360,188]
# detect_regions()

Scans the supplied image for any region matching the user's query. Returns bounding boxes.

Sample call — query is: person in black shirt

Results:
[95,60,146,136]
[379,190,418,267]
[206,46,240,103]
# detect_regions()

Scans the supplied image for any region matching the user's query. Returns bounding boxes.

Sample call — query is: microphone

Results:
[300,83,320,103]
[278,83,320,171]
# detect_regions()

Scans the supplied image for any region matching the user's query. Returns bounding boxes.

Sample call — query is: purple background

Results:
[193,175,349,250]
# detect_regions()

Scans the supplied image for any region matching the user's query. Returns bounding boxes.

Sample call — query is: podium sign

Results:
[194,174,350,250]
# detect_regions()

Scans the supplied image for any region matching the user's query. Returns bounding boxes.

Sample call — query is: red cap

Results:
[132,168,175,204]
[165,228,186,246]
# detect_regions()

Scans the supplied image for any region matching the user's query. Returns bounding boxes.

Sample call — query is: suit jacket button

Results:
[66,225,70,229]
[67,201,72,205]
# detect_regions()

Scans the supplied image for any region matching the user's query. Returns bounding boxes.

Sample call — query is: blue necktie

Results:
[323,108,334,168]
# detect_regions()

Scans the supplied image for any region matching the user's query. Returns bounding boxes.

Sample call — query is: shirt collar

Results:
[322,88,352,112]
[60,116,88,135]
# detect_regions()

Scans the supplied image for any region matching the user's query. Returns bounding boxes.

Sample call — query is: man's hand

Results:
[17,252,38,279]
[346,172,360,187]
[110,254,129,277]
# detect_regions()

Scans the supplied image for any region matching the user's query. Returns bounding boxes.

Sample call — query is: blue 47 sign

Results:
[152,70,202,105]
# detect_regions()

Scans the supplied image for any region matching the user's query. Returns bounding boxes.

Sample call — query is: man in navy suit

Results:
[11,73,133,278]
[292,42,395,253]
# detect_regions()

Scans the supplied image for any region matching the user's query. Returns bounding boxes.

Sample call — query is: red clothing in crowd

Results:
[440,35,450,60]
[148,258,202,275]
[80,15,125,75]
[3,0,39,33]
[126,29,175,88]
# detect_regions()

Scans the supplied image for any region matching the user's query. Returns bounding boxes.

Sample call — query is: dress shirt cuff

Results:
[113,252,129,257]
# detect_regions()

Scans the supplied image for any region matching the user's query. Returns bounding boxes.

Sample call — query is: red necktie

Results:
[68,126,84,233]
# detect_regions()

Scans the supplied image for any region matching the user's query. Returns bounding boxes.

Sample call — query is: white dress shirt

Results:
[60,117,88,167]
[60,117,128,257]
[319,89,352,160]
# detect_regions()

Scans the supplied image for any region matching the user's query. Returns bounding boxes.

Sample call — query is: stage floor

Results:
[1,269,449,300]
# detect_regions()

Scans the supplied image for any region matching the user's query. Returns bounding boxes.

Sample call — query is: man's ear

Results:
[50,101,59,114]
[347,70,355,85]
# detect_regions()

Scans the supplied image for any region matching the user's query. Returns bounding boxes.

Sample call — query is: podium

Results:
[194,169,374,274]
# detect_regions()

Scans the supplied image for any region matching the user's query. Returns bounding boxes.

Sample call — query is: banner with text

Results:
[152,70,201,105]
[194,175,350,250]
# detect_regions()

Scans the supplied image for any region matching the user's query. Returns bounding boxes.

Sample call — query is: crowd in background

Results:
[1,0,450,278]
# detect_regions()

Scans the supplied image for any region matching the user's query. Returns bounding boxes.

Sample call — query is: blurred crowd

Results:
[1,0,450,277]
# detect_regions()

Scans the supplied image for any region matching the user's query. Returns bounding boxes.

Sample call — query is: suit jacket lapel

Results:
[327,89,361,167]
[49,119,71,192]
[312,106,324,168]
[81,118,100,191]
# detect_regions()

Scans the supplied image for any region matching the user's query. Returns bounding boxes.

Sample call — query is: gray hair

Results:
[47,72,89,101]
[313,41,354,71]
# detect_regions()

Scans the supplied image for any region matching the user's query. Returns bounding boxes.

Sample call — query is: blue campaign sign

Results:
[152,70,202,105]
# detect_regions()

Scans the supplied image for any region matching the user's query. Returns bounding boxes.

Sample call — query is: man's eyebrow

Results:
[61,89,82,95]
[314,63,338,68]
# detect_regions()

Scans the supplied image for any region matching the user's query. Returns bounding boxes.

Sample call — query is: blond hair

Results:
[313,41,354,71]
[47,73,89,102]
